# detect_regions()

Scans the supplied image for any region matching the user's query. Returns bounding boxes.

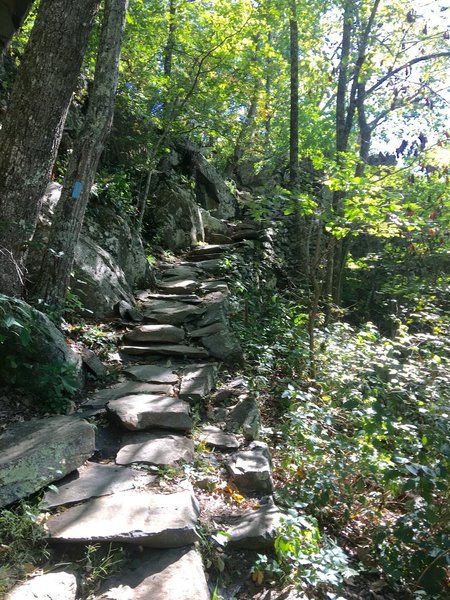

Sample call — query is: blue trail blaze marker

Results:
[71,181,83,199]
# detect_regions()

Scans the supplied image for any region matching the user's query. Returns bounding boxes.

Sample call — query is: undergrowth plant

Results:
[229,255,450,598]
[79,543,128,597]
[0,502,50,595]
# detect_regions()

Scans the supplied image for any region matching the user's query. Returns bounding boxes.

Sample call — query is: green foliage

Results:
[91,170,138,218]
[79,543,128,597]
[0,502,49,595]
[228,247,450,596]
[275,512,358,591]
[68,320,120,361]
[252,512,358,595]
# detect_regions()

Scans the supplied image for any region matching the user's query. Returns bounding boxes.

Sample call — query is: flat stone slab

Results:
[116,432,194,466]
[141,300,205,325]
[123,364,179,384]
[200,281,229,294]
[226,500,283,549]
[191,259,226,274]
[187,244,230,260]
[42,463,154,508]
[5,571,77,600]
[89,381,174,406]
[122,343,209,359]
[161,264,201,279]
[0,416,95,507]
[199,426,239,451]
[188,322,225,338]
[97,546,209,600]
[226,441,273,494]
[139,292,203,304]
[46,489,200,547]
[179,364,217,401]
[107,394,192,431]
[123,324,185,344]
[157,279,199,294]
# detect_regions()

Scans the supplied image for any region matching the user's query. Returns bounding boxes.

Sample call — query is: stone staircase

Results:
[2,234,284,600]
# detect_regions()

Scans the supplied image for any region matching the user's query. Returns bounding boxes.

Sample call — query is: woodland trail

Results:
[4,231,283,600]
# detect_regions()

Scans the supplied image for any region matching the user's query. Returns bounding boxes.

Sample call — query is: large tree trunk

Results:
[0,0,99,297]
[34,0,128,307]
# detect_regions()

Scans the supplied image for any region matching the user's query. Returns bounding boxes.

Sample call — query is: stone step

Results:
[156,279,200,294]
[121,343,209,359]
[179,259,226,275]
[224,499,283,550]
[137,290,203,303]
[107,394,192,431]
[6,571,77,600]
[123,323,185,344]
[206,232,233,244]
[141,299,205,325]
[160,264,202,279]
[179,363,218,401]
[96,546,210,600]
[0,416,95,508]
[88,380,174,407]
[123,364,179,384]
[116,431,194,466]
[45,488,200,548]
[185,251,224,262]
[199,280,229,294]
[188,322,225,338]
[199,425,240,451]
[187,244,231,258]
[41,463,155,508]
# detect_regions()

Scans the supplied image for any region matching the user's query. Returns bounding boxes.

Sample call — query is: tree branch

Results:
[367,51,450,96]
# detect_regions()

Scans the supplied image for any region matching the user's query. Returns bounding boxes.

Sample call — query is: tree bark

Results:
[0,0,99,297]
[34,0,128,307]
[163,0,176,78]
[224,82,260,178]
[329,0,380,308]
[289,0,299,189]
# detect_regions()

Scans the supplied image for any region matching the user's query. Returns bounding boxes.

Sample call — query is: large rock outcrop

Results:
[0,294,84,391]
[27,183,154,318]
[148,175,205,251]
[0,415,95,507]
[148,139,236,251]
[174,139,236,219]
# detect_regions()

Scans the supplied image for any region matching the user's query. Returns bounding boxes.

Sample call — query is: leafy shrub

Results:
[229,259,450,596]
[0,502,49,594]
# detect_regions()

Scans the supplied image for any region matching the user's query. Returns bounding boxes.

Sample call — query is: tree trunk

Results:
[163,0,176,77]
[0,0,35,58]
[0,0,99,297]
[330,0,381,307]
[224,82,260,178]
[289,0,299,189]
[34,0,128,307]
[263,31,273,154]
[335,1,353,154]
